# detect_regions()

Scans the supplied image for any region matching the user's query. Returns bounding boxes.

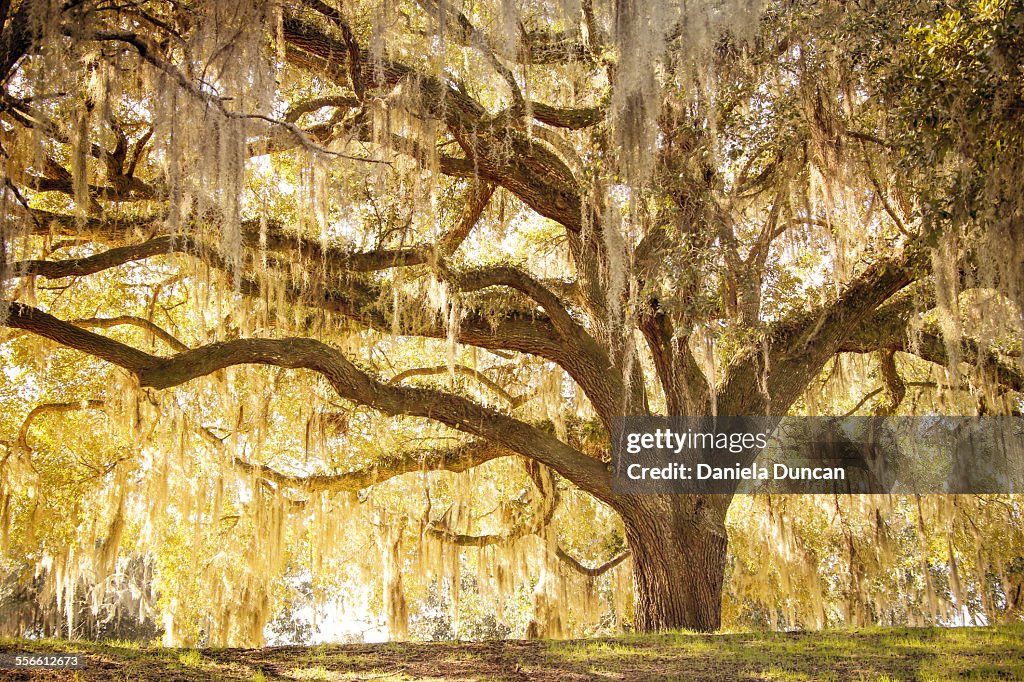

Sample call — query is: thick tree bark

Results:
[619,495,729,632]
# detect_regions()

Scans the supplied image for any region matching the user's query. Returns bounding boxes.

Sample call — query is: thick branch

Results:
[445,264,580,339]
[439,263,626,425]
[16,206,625,427]
[439,180,494,255]
[4,302,613,501]
[530,102,605,130]
[839,305,1024,394]
[719,239,930,415]
[232,439,511,493]
[5,316,189,354]
[10,236,180,278]
[10,211,619,421]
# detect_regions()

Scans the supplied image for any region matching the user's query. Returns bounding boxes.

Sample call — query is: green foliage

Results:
[891,0,1024,228]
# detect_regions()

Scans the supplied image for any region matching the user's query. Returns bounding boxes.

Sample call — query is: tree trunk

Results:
[619,495,728,632]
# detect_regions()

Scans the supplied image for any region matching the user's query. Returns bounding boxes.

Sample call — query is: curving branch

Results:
[719,239,931,415]
[10,208,622,429]
[422,460,631,583]
[5,315,189,354]
[17,400,107,451]
[872,349,906,416]
[3,302,614,502]
[838,308,1024,395]
[423,490,556,547]
[439,180,495,256]
[228,436,512,494]
[437,263,625,424]
[556,546,631,578]
[24,173,158,202]
[390,364,528,407]
[64,29,378,166]
[10,236,182,279]
[13,398,509,496]
[423,459,559,547]
[443,264,580,340]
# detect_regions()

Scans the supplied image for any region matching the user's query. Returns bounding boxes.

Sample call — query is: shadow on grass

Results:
[1,624,1022,681]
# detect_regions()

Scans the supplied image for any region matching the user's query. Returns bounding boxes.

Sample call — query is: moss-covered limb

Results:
[872,349,907,416]
[13,217,436,277]
[278,3,612,318]
[6,214,566,354]
[390,364,526,407]
[4,315,188,353]
[632,223,714,415]
[231,438,511,494]
[9,236,183,279]
[3,301,615,503]
[718,239,931,416]
[18,181,482,276]
[9,213,626,429]
[23,172,159,203]
[192,419,512,494]
[837,294,1023,394]
[437,262,628,414]
[442,264,579,337]
[844,327,1024,395]
[438,180,495,256]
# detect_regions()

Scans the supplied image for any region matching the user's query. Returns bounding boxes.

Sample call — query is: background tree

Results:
[0,0,1021,641]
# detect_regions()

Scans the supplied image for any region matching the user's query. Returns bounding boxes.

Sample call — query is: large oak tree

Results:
[1,0,1021,634]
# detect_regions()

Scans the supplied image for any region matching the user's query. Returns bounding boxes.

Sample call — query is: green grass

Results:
[0,625,1022,681]
[178,648,205,666]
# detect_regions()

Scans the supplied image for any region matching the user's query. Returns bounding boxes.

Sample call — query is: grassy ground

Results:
[1,625,1022,681]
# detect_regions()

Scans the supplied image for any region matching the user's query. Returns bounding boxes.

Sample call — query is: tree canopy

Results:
[0,0,1022,645]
